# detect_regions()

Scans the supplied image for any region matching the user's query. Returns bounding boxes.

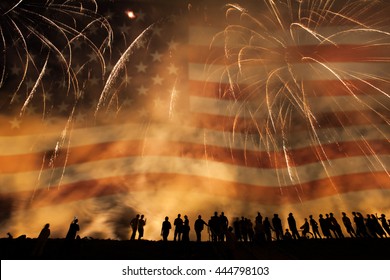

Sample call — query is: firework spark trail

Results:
[97,23,156,115]
[0,0,112,108]
[212,0,390,192]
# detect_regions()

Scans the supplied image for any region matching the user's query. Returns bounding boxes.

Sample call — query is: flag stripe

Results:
[3,171,389,208]
[0,138,388,174]
[189,95,389,117]
[188,24,390,47]
[188,45,390,64]
[190,110,388,133]
[1,154,388,194]
[188,62,390,83]
[188,79,390,99]
[0,122,387,155]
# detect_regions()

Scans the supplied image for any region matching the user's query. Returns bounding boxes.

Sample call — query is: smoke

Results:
[0,0,389,241]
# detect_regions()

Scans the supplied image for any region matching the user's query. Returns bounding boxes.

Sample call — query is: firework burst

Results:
[211,0,390,191]
[0,0,113,115]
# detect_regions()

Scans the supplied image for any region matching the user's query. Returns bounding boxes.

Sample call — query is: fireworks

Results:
[0,0,113,115]
[210,0,390,187]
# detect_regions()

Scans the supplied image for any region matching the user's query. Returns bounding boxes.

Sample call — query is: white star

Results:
[167,39,179,50]
[9,118,21,129]
[136,62,148,73]
[25,79,35,90]
[137,108,148,118]
[153,97,164,109]
[11,65,22,76]
[119,23,131,34]
[136,10,146,22]
[88,25,98,35]
[88,52,98,62]
[168,63,179,75]
[122,98,133,107]
[25,105,38,116]
[58,102,69,113]
[137,85,148,95]
[106,62,115,72]
[152,75,164,85]
[43,92,53,102]
[75,112,86,124]
[152,26,163,37]
[72,39,83,50]
[89,76,100,86]
[151,51,162,62]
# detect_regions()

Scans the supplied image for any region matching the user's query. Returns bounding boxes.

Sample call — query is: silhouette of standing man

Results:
[272,214,283,240]
[194,215,208,242]
[66,218,80,240]
[287,213,300,240]
[138,215,146,240]
[130,214,140,240]
[161,216,171,241]
[174,214,183,241]
[33,223,50,257]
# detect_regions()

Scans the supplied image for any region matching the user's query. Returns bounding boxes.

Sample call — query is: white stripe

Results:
[189,25,390,47]
[189,62,390,83]
[0,155,388,193]
[0,122,388,156]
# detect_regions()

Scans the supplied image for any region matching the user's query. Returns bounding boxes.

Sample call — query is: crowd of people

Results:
[145,211,390,243]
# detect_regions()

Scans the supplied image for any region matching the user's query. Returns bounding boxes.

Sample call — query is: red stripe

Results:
[190,110,388,133]
[188,45,390,64]
[188,79,390,99]
[0,139,388,174]
[4,172,389,208]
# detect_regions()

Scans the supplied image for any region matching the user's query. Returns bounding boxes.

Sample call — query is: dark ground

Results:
[1,238,389,260]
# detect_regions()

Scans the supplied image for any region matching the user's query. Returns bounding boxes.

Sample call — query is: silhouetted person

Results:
[255,212,263,225]
[329,213,344,238]
[353,212,370,238]
[240,217,248,242]
[272,214,283,240]
[174,214,183,241]
[319,214,332,238]
[182,216,190,242]
[209,212,221,242]
[263,217,274,242]
[194,215,208,242]
[33,223,50,257]
[284,229,292,240]
[246,218,254,242]
[130,214,140,240]
[161,216,171,241]
[138,214,146,240]
[7,232,13,239]
[254,218,265,242]
[287,213,300,240]
[378,214,390,236]
[66,218,80,240]
[365,214,378,238]
[325,213,336,237]
[225,226,238,258]
[233,217,242,241]
[309,215,321,239]
[341,212,356,238]
[300,218,310,238]
[371,214,386,238]
[219,212,229,241]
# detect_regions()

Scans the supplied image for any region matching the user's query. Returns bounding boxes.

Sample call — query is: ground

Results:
[1,238,389,260]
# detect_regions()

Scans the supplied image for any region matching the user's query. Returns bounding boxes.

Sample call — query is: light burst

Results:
[0,0,113,115]
[212,0,390,192]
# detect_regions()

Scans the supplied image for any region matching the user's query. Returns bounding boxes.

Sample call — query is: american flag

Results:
[0,0,389,240]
